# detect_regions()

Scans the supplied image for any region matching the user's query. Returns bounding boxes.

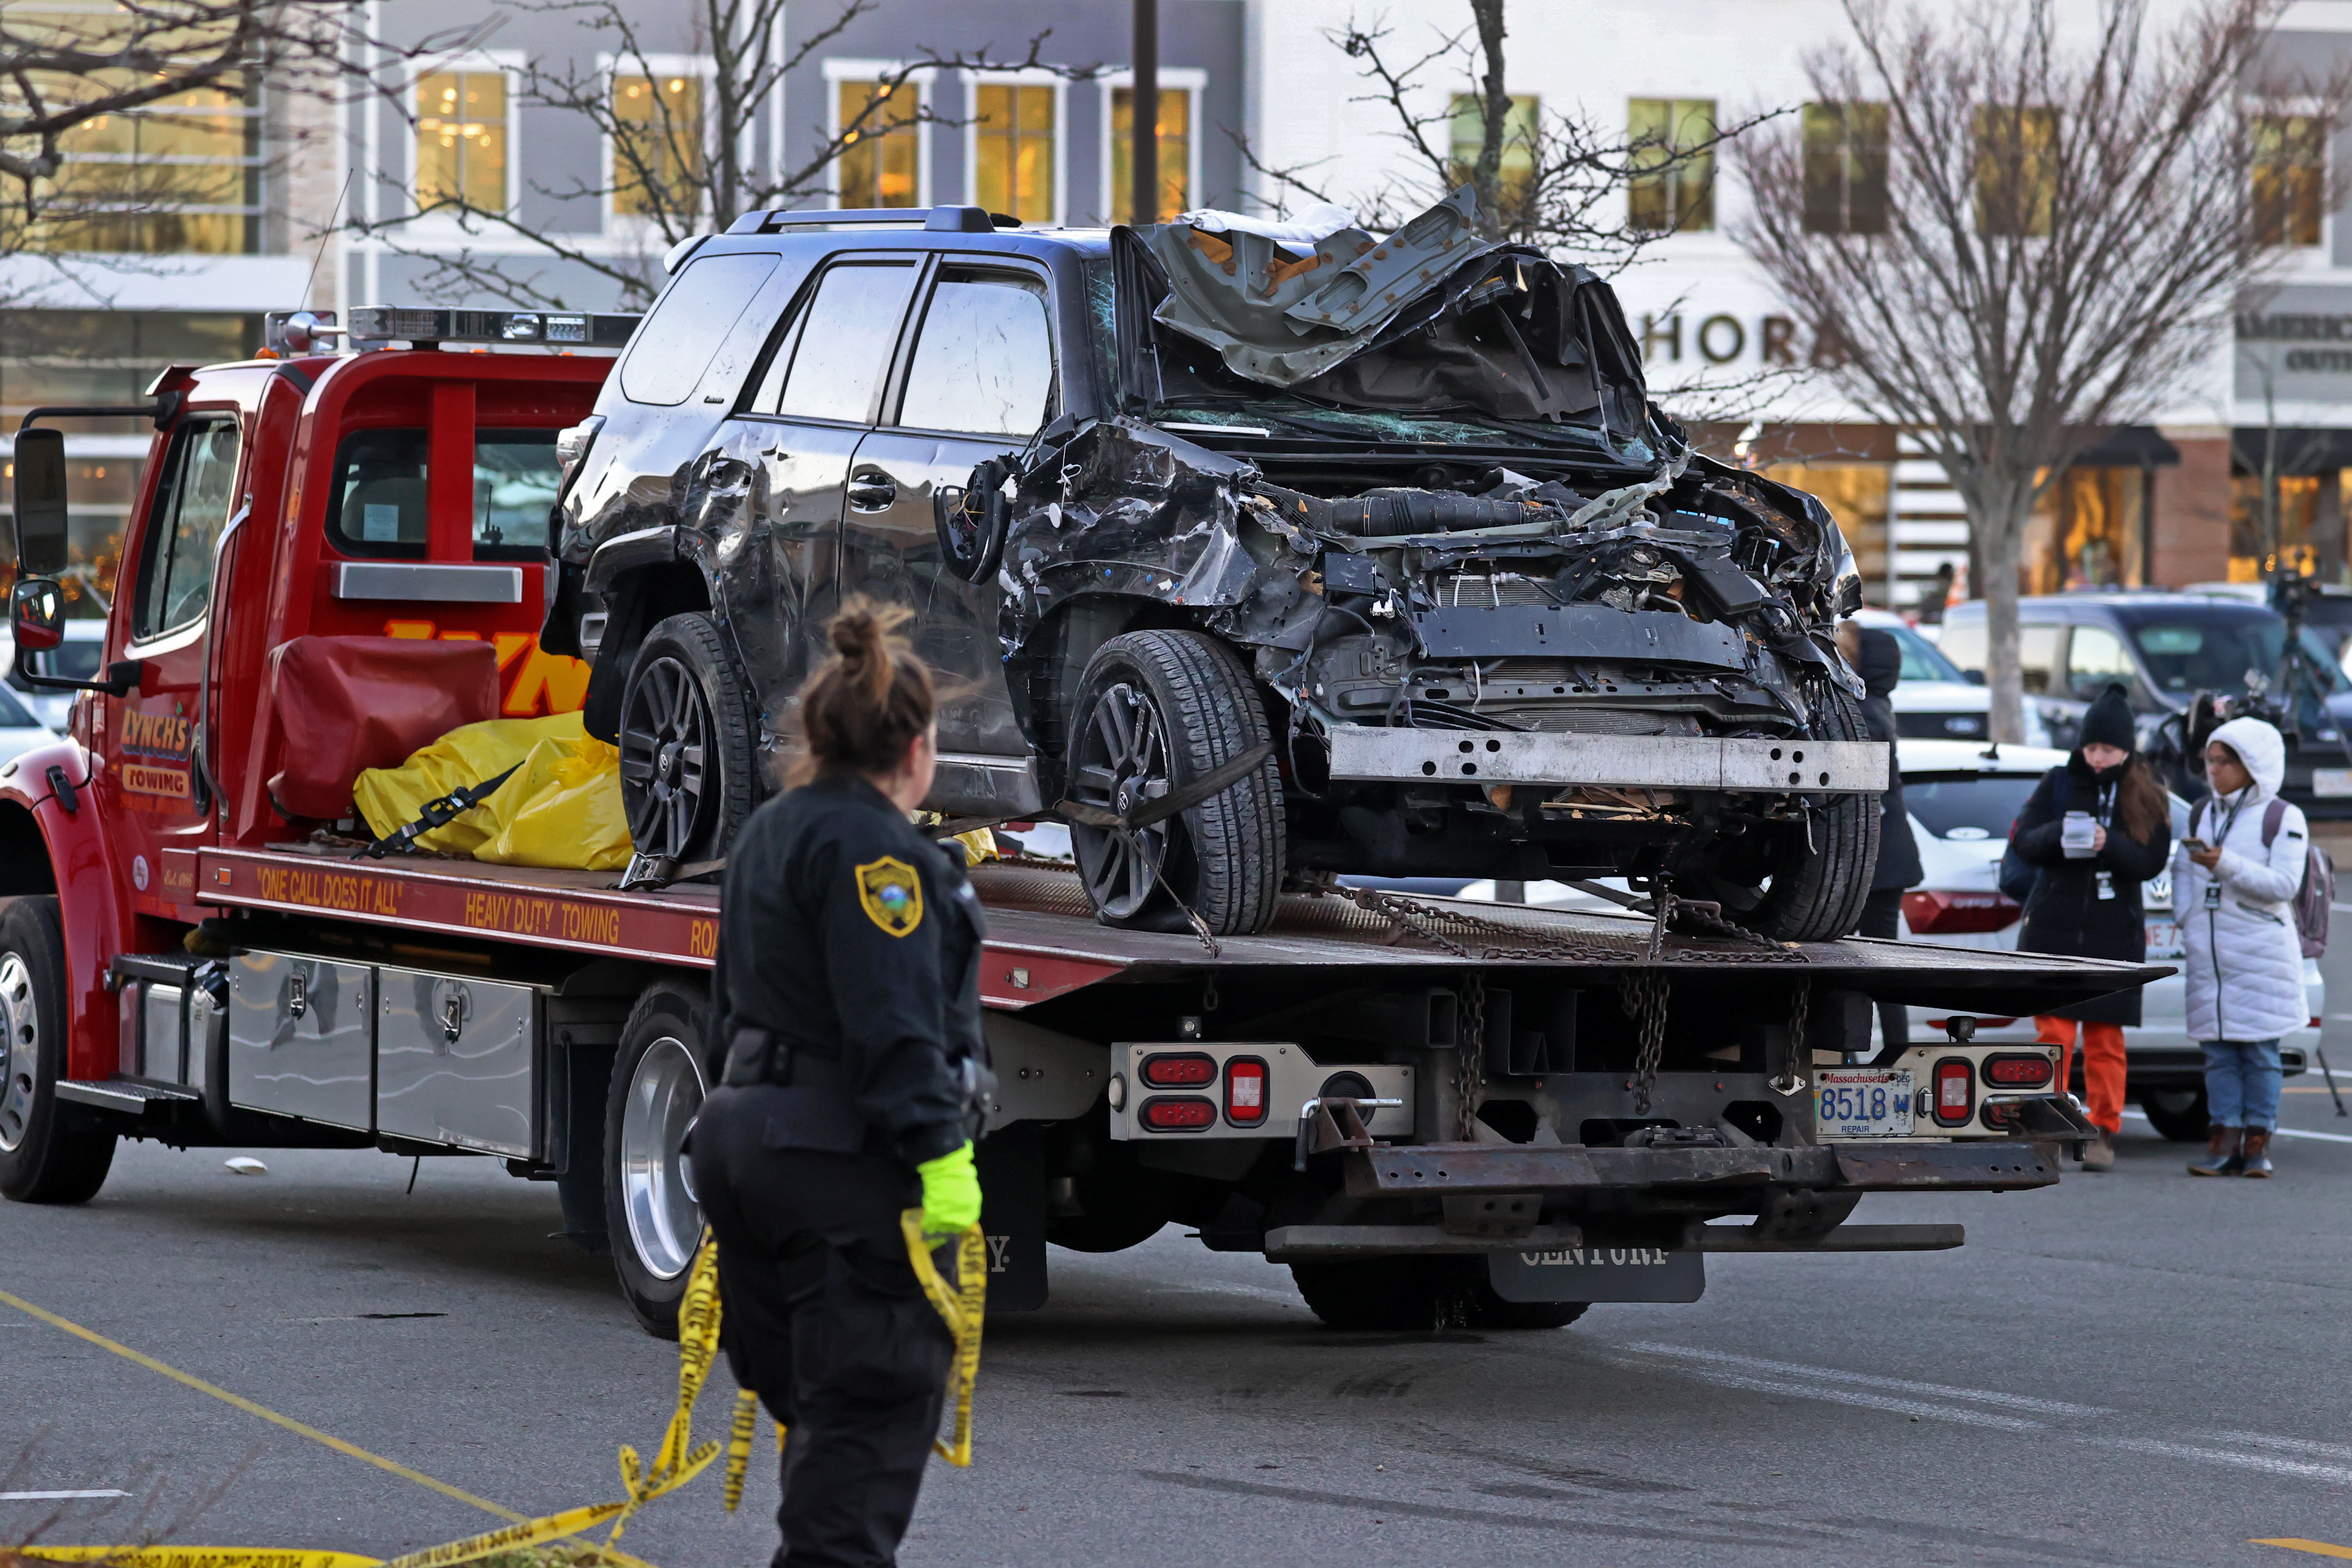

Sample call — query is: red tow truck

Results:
[0,308,2128,1336]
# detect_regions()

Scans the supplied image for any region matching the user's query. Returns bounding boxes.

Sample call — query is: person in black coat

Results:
[2009,683,2171,1170]
[1850,628,1923,1050]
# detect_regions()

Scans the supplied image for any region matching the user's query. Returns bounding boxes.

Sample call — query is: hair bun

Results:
[831,609,881,662]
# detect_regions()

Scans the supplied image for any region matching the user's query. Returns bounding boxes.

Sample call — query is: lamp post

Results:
[1131,0,1158,226]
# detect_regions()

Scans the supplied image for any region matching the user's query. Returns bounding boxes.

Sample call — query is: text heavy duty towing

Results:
[0,309,2141,1336]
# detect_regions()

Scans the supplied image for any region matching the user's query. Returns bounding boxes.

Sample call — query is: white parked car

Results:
[1893,737,2318,1139]
[1853,607,2050,747]
[0,680,56,767]
[0,620,108,732]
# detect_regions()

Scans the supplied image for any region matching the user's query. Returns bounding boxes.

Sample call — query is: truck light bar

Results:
[345,306,640,349]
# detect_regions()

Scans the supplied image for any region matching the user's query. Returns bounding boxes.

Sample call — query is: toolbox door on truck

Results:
[110,411,245,897]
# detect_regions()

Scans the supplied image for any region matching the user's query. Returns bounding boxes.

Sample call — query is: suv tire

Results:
[1065,630,1285,936]
[2138,1087,2210,1142]
[605,980,710,1339]
[618,612,759,864]
[1289,1256,1589,1331]
[0,897,115,1204]
[1737,684,1879,943]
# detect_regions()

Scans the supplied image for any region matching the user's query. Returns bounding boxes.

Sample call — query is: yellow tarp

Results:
[353,711,632,871]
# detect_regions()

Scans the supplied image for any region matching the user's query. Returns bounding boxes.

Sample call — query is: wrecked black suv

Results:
[547,190,1883,940]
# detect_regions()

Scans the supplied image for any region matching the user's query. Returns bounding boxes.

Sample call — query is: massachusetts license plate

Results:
[2315,768,2352,797]
[1815,1068,1915,1139]
[2146,918,2183,959]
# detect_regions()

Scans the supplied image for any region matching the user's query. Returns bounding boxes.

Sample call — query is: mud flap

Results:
[975,1121,1048,1311]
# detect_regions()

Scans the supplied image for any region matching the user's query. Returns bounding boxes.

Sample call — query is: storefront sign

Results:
[2236,286,2352,402]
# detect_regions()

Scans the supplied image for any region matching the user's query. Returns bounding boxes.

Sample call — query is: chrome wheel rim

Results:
[619,1034,706,1280]
[1069,678,1172,920]
[0,953,36,1154]
[618,655,711,858]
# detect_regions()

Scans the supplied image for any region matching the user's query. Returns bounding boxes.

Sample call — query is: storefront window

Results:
[836,81,922,208]
[2024,466,2145,593]
[2230,469,2348,583]
[1763,462,1890,603]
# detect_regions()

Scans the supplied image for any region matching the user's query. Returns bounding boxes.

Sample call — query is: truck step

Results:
[57,1078,199,1111]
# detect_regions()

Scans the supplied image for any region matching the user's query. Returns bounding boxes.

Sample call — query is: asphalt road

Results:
[11,900,2352,1568]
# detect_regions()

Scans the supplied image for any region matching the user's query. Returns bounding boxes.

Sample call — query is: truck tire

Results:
[2138,1087,2210,1142]
[618,612,759,865]
[0,897,115,1204]
[1066,631,1284,936]
[1734,684,1879,943]
[605,981,710,1338]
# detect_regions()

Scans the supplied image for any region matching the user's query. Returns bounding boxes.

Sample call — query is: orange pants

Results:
[2036,1017,2126,1135]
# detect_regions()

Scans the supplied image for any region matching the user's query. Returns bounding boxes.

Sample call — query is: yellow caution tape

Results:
[899,1212,987,1467]
[721,1388,760,1513]
[378,1504,633,1568]
[20,1553,383,1568]
[606,1235,723,1544]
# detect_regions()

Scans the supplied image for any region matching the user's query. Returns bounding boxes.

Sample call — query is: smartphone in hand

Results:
[2180,838,2209,854]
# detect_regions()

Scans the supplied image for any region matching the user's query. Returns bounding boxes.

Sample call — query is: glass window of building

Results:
[1972,105,2056,238]
[33,87,262,254]
[1801,102,1889,235]
[1627,98,1717,233]
[1764,462,1890,602]
[1447,94,1540,214]
[836,80,922,207]
[613,74,704,217]
[2025,467,2146,593]
[1112,86,1191,223]
[416,70,510,212]
[2252,114,2325,248]
[973,83,1056,223]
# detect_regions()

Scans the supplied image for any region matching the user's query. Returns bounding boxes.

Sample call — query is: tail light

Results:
[1139,1096,1216,1131]
[1225,1057,1268,1127]
[1983,1053,2055,1089]
[1902,889,2023,934]
[1931,1057,1976,1126]
[1139,1052,1217,1088]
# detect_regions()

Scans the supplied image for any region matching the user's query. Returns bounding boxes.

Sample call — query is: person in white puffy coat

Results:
[2173,717,2308,1178]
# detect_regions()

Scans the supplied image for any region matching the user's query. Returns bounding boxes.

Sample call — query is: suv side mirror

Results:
[936,455,1014,583]
[9,577,63,652]
[10,428,69,577]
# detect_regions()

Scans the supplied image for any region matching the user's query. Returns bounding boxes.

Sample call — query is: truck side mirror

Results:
[10,427,70,577]
[935,455,1013,584]
[9,577,64,653]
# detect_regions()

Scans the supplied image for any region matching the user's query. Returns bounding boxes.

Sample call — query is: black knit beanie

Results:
[2077,682,2136,754]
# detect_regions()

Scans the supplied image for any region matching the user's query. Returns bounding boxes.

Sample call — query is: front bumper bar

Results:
[1325,729,1888,793]
[1342,1139,2057,1197]
[1262,1220,1964,1260]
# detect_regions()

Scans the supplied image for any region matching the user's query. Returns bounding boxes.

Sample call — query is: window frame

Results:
[1800,100,1890,237]
[1096,68,1206,225]
[34,67,266,257]
[883,256,1060,438]
[1626,96,1718,236]
[962,68,1066,225]
[824,59,934,209]
[736,251,928,428]
[127,413,244,649]
[2250,107,2328,250]
[405,49,526,224]
[601,52,719,231]
[1972,103,2058,239]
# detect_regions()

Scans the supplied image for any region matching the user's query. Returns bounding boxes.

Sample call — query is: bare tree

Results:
[349,0,1087,312]
[1237,2,1774,269]
[1734,0,2349,742]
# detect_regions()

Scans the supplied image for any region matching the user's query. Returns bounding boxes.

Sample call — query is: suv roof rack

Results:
[726,204,1019,236]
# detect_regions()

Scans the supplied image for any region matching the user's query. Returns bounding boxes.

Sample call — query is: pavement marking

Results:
[0,1287,522,1524]
[1623,1342,2110,1417]
[0,1491,130,1501]
[2115,1437,2352,1488]
[1623,1363,2046,1430]
[2204,1431,2352,1463]
[2122,1109,2352,1145]
[2257,1540,2352,1560]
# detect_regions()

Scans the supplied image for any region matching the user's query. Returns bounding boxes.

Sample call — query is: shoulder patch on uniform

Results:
[855,856,924,937]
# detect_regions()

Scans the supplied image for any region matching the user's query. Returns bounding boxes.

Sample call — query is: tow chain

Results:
[1772,980,1813,1096]
[1331,884,1804,966]
[1457,975,1488,1140]
[1617,970,1671,1114]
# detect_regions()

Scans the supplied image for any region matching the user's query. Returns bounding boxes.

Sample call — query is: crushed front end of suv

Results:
[552,189,1883,940]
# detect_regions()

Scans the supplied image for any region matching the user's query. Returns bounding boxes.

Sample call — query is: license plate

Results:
[1815,1069,1914,1139]
[2146,919,2183,960]
[2315,769,2352,797]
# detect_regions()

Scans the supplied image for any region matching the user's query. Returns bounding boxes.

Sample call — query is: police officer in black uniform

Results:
[694,598,991,1568]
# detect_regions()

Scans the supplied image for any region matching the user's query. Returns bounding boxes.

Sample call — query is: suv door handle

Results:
[847,474,897,512]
